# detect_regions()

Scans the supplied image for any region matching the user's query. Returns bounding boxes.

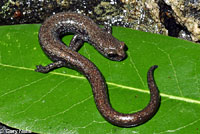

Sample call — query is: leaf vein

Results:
[0,63,200,104]
[154,45,183,96]
[0,74,51,98]
[13,78,68,116]
[154,118,200,134]
[128,52,145,88]
[33,95,92,123]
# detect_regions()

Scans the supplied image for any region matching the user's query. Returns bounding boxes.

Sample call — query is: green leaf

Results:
[0,24,200,134]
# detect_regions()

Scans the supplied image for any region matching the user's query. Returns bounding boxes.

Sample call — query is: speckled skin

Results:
[36,12,160,127]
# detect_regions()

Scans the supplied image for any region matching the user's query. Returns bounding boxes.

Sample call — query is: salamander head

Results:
[105,41,127,61]
[98,35,128,61]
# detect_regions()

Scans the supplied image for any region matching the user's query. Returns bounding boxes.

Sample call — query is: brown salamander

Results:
[35,12,160,127]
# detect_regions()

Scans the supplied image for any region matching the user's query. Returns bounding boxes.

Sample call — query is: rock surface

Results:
[0,0,200,42]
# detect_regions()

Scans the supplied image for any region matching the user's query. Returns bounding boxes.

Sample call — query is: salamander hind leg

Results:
[35,61,66,73]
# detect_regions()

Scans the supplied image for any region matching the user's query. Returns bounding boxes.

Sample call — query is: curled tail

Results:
[84,60,160,127]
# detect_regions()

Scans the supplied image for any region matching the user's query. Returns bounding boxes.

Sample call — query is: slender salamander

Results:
[35,12,160,127]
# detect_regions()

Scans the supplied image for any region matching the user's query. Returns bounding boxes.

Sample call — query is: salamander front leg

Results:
[35,61,66,73]
[69,34,84,51]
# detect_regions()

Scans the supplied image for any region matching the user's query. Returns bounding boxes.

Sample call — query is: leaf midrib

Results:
[0,62,200,105]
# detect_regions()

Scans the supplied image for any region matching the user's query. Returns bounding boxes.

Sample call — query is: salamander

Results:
[35,12,160,127]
